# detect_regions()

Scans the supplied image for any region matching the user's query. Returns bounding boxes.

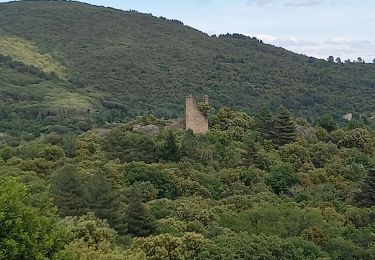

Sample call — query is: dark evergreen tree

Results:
[180,129,198,159]
[86,171,124,232]
[160,131,180,162]
[50,164,87,217]
[254,107,274,140]
[273,107,296,146]
[355,169,375,207]
[124,191,158,237]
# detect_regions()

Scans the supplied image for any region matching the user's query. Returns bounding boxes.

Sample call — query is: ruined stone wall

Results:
[185,95,208,134]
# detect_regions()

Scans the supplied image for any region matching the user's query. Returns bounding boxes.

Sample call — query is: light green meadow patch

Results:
[0,36,68,78]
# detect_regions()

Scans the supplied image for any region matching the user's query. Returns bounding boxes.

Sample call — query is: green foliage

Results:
[197,102,211,118]
[180,129,198,159]
[355,168,375,207]
[219,203,344,239]
[60,213,137,260]
[123,162,177,199]
[266,162,299,194]
[103,131,158,163]
[200,232,323,259]
[255,107,274,140]
[124,192,158,237]
[159,131,181,162]
[86,172,124,233]
[317,114,338,132]
[0,0,374,138]
[62,133,78,158]
[273,107,296,146]
[279,142,311,169]
[1,107,375,258]
[50,164,88,217]
[132,232,208,259]
[0,1,374,258]
[0,177,69,259]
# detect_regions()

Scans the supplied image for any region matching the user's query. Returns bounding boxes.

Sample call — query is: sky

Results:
[3,0,375,61]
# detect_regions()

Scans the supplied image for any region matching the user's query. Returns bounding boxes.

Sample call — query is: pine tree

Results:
[86,171,124,232]
[254,107,274,140]
[124,191,158,237]
[273,107,296,146]
[160,131,180,162]
[50,164,88,217]
[355,169,375,207]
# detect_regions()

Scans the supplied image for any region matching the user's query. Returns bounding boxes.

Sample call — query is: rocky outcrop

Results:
[132,124,160,136]
[164,118,185,131]
[343,113,353,121]
[296,125,316,141]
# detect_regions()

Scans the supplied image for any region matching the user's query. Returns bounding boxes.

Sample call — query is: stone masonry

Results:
[185,94,209,134]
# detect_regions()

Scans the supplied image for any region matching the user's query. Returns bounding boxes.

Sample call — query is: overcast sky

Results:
[3,0,375,61]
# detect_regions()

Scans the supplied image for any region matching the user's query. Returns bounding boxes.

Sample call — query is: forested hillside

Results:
[1,107,375,259]
[0,0,374,139]
[1,1,375,259]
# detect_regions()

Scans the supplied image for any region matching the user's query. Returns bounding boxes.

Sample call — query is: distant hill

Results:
[0,0,374,135]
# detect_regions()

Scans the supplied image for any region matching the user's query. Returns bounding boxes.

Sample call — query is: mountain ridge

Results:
[0,0,374,136]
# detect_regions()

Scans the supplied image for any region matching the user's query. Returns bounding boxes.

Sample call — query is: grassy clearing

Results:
[0,36,68,78]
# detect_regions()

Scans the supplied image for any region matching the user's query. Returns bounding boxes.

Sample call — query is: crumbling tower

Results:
[185,94,209,134]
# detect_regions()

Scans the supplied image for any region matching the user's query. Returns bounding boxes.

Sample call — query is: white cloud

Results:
[252,33,278,42]
[249,34,375,61]
[284,0,324,7]
[245,0,325,7]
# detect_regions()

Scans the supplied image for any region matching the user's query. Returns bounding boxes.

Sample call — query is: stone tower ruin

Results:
[185,94,209,134]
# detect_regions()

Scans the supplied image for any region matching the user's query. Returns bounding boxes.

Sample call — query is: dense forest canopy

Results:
[1,1,375,259]
[0,0,374,140]
[1,107,375,259]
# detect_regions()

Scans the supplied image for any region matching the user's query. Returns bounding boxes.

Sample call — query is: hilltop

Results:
[0,0,374,136]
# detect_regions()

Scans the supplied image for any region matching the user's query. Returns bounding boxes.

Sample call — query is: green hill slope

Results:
[0,54,96,137]
[0,0,374,134]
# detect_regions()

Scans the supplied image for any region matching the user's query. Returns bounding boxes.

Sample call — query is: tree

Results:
[373,58,375,64]
[103,131,158,163]
[124,191,158,237]
[86,171,124,232]
[197,101,211,118]
[0,146,16,161]
[133,233,208,259]
[0,177,68,259]
[327,56,335,63]
[355,169,375,207]
[62,132,78,158]
[357,57,363,63]
[266,162,299,194]
[199,233,323,259]
[317,114,337,132]
[273,107,296,146]
[180,129,198,159]
[160,131,180,162]
[50,164,88,217]
[335,57,342,64]
[60,213,138,259]
[123,162,177,199]
[255,107,274,140]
